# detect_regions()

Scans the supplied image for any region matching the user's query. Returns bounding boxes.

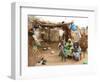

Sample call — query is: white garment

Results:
[59,29,64,37]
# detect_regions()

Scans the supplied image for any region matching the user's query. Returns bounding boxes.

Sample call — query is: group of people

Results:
[58,21,83,62]
[58,38,81,62]
[30,20,87,65]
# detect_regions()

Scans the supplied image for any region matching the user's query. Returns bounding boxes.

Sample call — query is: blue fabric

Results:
[69,23,77,31]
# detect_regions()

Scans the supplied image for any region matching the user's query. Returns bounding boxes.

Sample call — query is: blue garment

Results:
[69,23,77,31]
[73,47,81,60]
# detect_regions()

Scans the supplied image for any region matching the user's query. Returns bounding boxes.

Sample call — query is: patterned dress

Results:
[64,42,73,57]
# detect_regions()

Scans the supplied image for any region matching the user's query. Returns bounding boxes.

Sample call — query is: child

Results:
[58,40,67,61]
[73,42,81,61]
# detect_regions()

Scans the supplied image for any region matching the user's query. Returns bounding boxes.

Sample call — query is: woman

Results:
[64,39,73,58]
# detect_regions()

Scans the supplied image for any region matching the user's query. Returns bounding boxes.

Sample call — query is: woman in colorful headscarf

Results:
[64,38,73,57]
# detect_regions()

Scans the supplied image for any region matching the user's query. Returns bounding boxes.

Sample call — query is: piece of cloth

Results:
[59,29,64,37]
[69,23,77,31]
[71,30,81,42]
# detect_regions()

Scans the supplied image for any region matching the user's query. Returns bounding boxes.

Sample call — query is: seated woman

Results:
[73,42,81,61]
[64,38,73,58]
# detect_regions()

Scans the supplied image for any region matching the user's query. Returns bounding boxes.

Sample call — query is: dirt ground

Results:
[35,42,88,66]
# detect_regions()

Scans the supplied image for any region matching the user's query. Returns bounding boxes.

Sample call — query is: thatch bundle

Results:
[79,33,88,52]
[50,28,60,41]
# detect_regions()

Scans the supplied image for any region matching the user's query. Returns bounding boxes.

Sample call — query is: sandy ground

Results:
[35,42,88,66]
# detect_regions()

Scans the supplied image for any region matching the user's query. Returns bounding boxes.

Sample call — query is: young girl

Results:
[58,40,67,61]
